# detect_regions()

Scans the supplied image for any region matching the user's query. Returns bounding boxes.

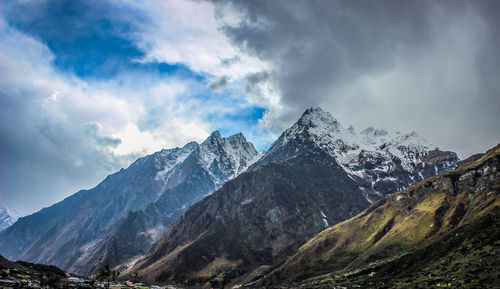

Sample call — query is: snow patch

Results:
[320,210,329,227]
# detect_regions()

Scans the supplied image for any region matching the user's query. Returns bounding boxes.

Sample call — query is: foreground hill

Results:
[263,143,500,288]
[1,254,67,288]
[0,131,258,276]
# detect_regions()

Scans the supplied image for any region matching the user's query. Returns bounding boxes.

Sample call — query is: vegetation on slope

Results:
[262,143,500,287]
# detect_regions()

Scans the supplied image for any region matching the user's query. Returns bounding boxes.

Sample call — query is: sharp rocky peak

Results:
[297,106,341,132]
[201,131,249,147]
[227,132,246,142]
[202,130,223,144]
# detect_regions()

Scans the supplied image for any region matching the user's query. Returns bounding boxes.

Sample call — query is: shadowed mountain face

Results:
[0,131,258,276]
[129,149,370,284]
[264,144,500,287]
[128,108,459,285]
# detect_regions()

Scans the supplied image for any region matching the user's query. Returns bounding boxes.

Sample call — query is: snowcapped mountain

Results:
[0,107,459,281]
[127,108,459,285]
[129,149,370,284]
[256,107,458,202]
[72,131,260,275]
[0,131,258,275]
[0,207,18,232]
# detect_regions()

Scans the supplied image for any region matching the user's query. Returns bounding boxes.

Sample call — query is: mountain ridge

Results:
[255,107,458,202]
[125,107,460,286]
[0,131,259,276]
[0,107,461,280]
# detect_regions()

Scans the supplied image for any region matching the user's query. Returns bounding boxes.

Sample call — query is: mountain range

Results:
[0,131,258,276]
[0,107,465,285]
[124,107,459,285]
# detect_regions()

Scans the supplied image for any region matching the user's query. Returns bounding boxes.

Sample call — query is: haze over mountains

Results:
[0,107,467,286]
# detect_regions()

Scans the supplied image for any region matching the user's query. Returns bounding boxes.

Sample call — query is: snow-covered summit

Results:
[0,207,18,232]
[261,107,458,202]
[297,106,341,131]
[154,130,260,189]
[198,130,260,184]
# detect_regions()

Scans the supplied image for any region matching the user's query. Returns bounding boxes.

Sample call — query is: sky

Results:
[1,0,499,216]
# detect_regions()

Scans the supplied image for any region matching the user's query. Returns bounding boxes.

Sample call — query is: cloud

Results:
[208,76,230,92]
[1,0,146,78]
[84,123,122,148]
[110,0,269,79]
[0,6,267,215]
[4,0,497,216]
[215,0,500,157]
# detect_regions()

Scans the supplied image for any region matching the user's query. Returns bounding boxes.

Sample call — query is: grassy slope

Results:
[289,206,500,289]
[262,144,500,287]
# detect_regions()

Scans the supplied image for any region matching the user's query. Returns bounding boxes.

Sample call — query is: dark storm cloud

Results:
[245,71,270,86]
[215,0,500,157]
[244,71,272,102]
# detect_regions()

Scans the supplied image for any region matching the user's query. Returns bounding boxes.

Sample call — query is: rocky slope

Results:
[0,131,258,276]
[263,143,500,287]
[128,149,370,285]
[0,207,17,232]
[127,107,458,286]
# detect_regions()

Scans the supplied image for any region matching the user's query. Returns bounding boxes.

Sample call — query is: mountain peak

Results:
[302,106,324,115]
[0,207,18,232]
[228,132,245,141]
[201,130,223,146]
[209,130,222,140]
[360,126,388,137]
[297,106,340,131]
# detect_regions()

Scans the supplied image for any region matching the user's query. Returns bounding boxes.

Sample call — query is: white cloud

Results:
[0,0,284,215]
[113,0,276,103]
[0,14,225,214]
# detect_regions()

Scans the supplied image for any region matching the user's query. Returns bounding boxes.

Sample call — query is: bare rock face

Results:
[0,132,259,276]
[130,149,370,284]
